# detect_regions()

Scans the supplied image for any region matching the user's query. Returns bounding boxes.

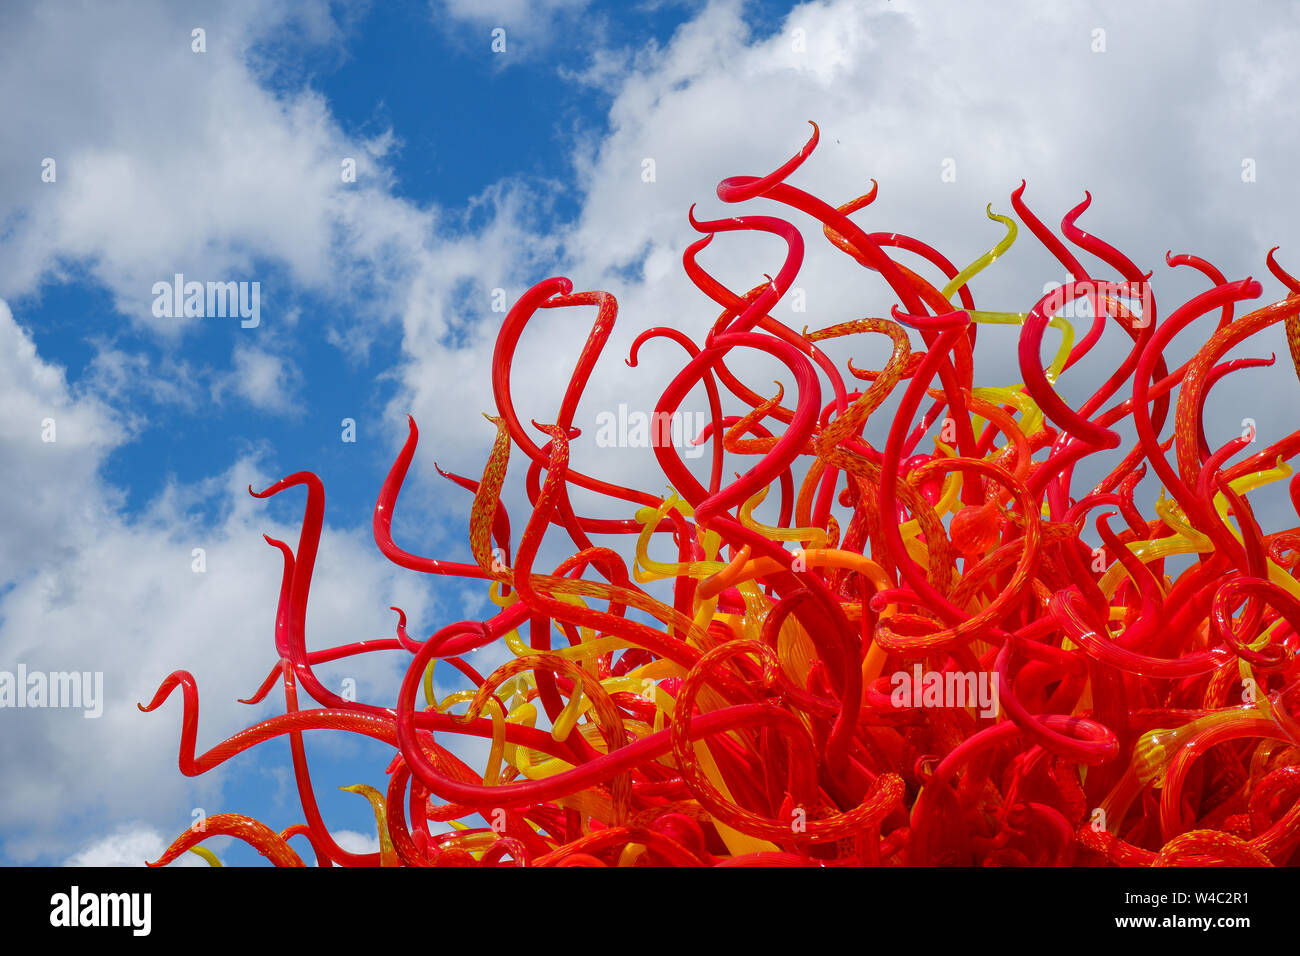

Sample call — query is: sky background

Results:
[2,0,1299,865]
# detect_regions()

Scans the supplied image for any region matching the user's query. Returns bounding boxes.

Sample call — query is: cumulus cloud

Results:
[0,301,124,583]
[63,823,209,867]
[429,0,595,57]
[435,0,591,27]
[331,829,381,856]
[0,0,430,336]
[214,343,304,415]
[0,294,436,863]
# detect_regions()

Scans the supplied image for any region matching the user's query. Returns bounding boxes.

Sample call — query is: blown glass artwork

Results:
[144,124,1300,866]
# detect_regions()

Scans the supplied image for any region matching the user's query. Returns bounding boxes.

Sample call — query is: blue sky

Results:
[2,0,1300,865]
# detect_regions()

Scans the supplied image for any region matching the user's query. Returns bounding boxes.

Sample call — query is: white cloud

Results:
[214,343,303,415]
[436,0,590,25]
[0,301,124,584]
[0,0,431,337]
[0,295,437,863]
[331,829,381,856]
[430,0,594,53]
[64,823,208,867]
[83,342,203,413]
